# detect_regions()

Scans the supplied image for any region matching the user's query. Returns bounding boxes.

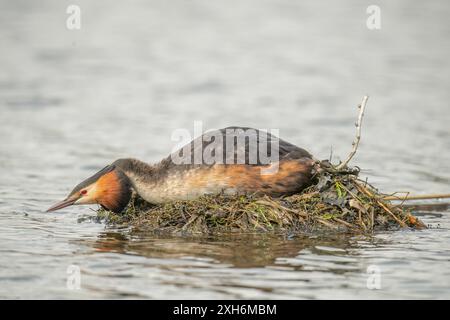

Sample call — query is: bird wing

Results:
[166,126,312,167]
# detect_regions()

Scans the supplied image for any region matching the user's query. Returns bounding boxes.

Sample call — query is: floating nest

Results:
[98,163,426,234]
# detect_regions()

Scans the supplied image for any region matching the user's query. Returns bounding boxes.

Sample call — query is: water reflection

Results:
[67,229,391,299]
[79,230,366,269]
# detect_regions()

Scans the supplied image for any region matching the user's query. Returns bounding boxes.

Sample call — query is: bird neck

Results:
[113,158,155,178]
[113,158,162,187]
[112,158,161,201]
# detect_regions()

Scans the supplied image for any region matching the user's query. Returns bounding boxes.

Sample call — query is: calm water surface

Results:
[0,0,449,299]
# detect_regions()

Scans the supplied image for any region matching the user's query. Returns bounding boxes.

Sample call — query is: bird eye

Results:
[80,190,87,195]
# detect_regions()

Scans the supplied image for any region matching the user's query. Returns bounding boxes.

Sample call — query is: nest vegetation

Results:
[97,163,426,234]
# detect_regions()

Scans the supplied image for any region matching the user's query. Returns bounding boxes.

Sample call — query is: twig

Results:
[369,207,375,232]
[354,180,407,227]
[333,217,356,229]
[336,95,369,170]
[377,200,407,228]
[383,193,450,201]
[316,218,340,230]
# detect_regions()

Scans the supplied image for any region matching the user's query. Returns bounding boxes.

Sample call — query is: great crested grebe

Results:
[47,127,319,213]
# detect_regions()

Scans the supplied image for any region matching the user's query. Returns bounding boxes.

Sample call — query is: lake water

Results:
[0,0,449,299]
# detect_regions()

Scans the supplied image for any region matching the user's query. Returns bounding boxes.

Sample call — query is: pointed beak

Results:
[46,194,80,212]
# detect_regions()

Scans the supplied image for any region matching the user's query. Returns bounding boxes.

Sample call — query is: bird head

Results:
[46,165,132,213]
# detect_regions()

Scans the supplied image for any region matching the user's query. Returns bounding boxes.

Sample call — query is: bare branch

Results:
[383,193,450,201]
[336,95,369,170]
